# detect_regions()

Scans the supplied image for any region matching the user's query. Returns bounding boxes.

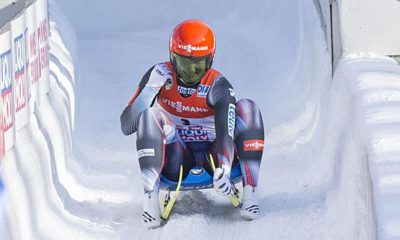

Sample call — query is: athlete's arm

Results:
[207,76,236,167]
[120,63,172,135]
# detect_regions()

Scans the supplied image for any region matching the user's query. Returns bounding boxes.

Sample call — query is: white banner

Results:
[0,0,50,161]
[35,0,50,106]
[0,29,15,152]
[25,3,39,116]
[11,13,30,131]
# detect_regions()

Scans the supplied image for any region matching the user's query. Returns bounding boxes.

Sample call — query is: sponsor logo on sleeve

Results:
[155,68,164,76]
[149,64,172,88]
[197,85,210,97]
[243,140,264,151]
[228,104,236,139]
[138,149,155,158]
[229,88,236,97]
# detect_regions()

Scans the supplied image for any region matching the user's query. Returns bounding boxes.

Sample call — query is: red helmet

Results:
[170,19,215,58]
[169,19,215,84]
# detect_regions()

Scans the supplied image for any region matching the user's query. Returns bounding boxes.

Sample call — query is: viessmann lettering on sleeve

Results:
[138,149,155,158]
[243,140,264,151]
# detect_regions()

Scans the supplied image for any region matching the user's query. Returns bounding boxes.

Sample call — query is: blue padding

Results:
[160,164,242,191]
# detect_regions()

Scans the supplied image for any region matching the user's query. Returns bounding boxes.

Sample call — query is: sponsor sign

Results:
[12,13,30,130]
[243,140,264,151]
[0,0,51,161]
[197,85,210,97]
[36,0,50,103]
[155,68,164,76]
[162,98,209,113]
[28,30,39,85]
[14,33,27,112]
[138,149,155,158]
[37,19,49,76]
[177,125,209,142]
[177,44,208,54]
[25,3,39,114]
[1,50,13,132]
[178,86,196,96]
[227,103,235,138]
[0,30,15,153]
[229,88,235,97]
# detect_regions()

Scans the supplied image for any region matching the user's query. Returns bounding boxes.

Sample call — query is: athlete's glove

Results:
[213,165,232,196]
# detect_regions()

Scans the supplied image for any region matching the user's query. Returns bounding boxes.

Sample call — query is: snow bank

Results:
[335,56,400,240]
[0,177,5,237]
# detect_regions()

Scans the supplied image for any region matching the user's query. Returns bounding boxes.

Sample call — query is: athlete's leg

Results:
[136,107,168,228]
[136,107,194,228]
[205,99,264,183]
[234,98,264,220]
[136,107,193,191]
[136,107,169,193]
[235,98,264,187]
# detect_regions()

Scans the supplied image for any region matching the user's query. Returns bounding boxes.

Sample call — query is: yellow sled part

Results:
[161,165,183,220]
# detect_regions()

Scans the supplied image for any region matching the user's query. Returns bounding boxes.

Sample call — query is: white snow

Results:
[2,0,400,239]
[336,56,400,240]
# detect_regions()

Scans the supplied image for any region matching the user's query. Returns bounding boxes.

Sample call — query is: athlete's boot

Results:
[240,185,259,220]
[142,190,162,229]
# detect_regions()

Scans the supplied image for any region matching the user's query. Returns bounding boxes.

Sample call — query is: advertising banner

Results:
[0,29,15,153]
[0,0,50,162]
[35,0,50,106]
[0,86,3,161]
[24,3,39,116]
[11,13,30,130]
